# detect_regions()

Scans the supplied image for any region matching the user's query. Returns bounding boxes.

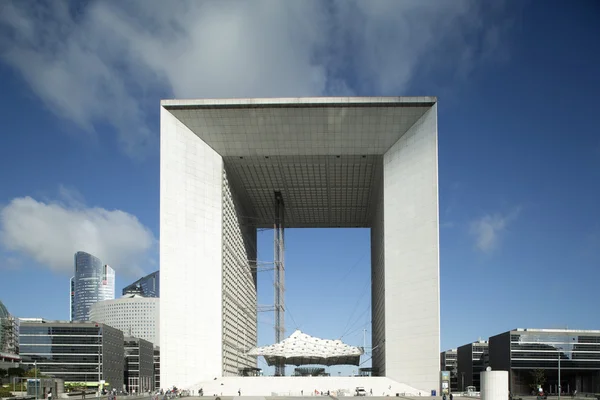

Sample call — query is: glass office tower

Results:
[70,277,75,321]
[122,271,159,298]
[72,251,115,321]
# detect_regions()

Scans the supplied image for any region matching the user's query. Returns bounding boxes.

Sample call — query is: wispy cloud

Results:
[469,207,521,253]
[0,1,515,158]
[0,187,156,276]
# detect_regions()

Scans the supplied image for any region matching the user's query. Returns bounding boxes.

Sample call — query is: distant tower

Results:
[70,276,75,321]
[72,251,115,321]
[122,271,160,298]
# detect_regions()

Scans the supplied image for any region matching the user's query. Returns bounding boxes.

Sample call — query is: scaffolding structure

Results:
[273,191,286,376]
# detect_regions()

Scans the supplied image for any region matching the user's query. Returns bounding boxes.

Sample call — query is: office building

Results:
[19,320,124,390]
[457,340,488,391]
[89,294,159,346]
[440,349,458,392]
[153,347,160,390]
[489,328,600,394]
[69,277,75,321]
[122,271,159,298]
[0,300,20,368]
[160,97,439,391]
[124,337,154,394]
[72,251,115,321]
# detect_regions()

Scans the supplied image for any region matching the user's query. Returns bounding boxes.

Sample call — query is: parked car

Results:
[356,387,367,396]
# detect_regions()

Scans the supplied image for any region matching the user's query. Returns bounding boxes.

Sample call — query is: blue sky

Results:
[1,0,599,376]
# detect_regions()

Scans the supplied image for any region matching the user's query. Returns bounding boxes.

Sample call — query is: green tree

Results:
[529,369,546,391]
[0,368,8,378]
[24,368,47,378]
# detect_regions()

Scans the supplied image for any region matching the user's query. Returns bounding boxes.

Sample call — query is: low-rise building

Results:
[489,328,600,395]
[154,347,160,390]
[124,337,154,394]
[457,340,488,391]
[19,320,124,391]
[440,348,458,392]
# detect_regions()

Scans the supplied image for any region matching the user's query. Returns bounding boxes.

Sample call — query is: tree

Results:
[529,369,546,391]
[23,368,47,378]
[0,368,7,378]
[24,368,47,378]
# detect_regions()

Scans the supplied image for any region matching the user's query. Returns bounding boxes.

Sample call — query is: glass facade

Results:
[440,349,459,392]
[70,277,75,321]
[19,321,124,391]
[153,347,160,391]
[472,342,489,390]
[511,331,600,368]
[509,329,600,394]
[457,341,488,391]
[73,252,115,321]
[124,337,154,394]
[122,271,159,298]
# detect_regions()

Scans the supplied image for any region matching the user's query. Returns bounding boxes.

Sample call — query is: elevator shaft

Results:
[273,191,285,376]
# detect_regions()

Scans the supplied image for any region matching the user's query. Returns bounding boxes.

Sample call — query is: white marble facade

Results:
[160,97,439,392]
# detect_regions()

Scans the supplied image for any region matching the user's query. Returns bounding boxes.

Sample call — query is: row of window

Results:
[511,360,600,369]
[21,337,103,345]
[21,327,102,335]
[511,335,600,344]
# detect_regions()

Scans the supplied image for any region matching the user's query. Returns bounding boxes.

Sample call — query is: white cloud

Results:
[469,207,521,253]
[0,1,514,158]
[0,190,156,276]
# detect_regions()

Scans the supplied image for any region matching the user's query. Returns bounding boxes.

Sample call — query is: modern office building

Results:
[160,97,440,391]
[153,347,160,391]
[122,271,160,298]
[72,251,116,321]
[489,328,600,395]
[19,320,124,390]
[89,294,159,346]
[440,349,459,393]
[0,300,20,368]
[70,277,75,321]
[457,340,488,391]
[124,337,154,394]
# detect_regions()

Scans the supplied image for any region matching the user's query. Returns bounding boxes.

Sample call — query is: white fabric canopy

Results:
[247,330,363,366]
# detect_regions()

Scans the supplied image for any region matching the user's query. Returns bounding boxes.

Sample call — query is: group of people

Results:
[442,393,454,400]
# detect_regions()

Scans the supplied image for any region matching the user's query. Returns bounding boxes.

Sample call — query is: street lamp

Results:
[557,335,575,400]
[558,349,561,400]
[34,361,38,400]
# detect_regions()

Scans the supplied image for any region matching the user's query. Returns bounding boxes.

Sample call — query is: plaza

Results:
[159,97,440,394]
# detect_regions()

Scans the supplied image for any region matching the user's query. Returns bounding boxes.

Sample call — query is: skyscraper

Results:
[122,270,160,298]
[72,251,115,321]
[70,276,75,320]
